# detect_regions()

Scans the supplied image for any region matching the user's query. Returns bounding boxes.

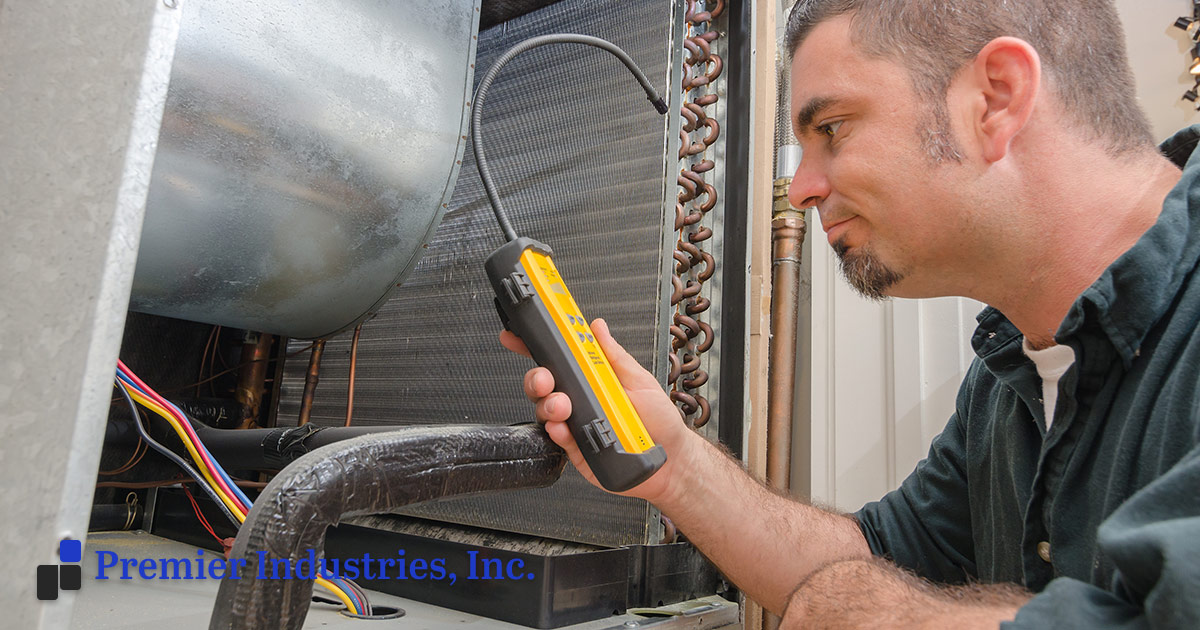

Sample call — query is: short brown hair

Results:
[785,0,1155,156]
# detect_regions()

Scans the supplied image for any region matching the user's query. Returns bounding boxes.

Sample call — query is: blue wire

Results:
[116,368,254,508]
[330,576,364,614]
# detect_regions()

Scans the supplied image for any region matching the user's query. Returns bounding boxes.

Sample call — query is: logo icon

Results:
[37,539,82,601]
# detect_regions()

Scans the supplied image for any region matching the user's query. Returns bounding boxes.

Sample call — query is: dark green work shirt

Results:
[855,127,1200,629]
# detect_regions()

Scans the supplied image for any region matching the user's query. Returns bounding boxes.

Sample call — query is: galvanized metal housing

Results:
[129,0,481,339]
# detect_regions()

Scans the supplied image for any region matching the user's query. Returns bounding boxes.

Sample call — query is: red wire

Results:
[182,484,222,545]
[117,360,247,513]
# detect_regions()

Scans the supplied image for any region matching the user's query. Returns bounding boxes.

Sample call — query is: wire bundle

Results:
[113,359,371,615]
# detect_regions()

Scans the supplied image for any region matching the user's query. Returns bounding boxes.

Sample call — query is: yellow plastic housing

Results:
[518,249,656,454]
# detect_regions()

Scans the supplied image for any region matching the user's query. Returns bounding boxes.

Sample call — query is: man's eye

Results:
[818,120,843,138]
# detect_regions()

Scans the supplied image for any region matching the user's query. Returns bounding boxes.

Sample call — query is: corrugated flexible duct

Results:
[208,424,565,630]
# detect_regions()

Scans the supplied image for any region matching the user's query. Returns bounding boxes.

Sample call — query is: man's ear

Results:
[966,37,1041,163]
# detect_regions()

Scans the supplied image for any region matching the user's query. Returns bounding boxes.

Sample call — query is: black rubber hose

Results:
[207,424,565,630]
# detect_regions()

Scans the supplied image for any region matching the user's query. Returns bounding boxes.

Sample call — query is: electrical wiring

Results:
[117,377,247,518]
[95,478,268,490]
[329,575,367,617]
[182,483,225,547]
[113,379,240,527]
[118,365,253,509]
[115,361,371,615]
[337,575,372,616]
[117,372,362,612]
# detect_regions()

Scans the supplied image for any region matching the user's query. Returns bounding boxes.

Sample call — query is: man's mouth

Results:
[823,216,855,245]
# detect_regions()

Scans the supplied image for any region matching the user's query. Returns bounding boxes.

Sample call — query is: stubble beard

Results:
[826,99,952,301]
[831,237,904,301]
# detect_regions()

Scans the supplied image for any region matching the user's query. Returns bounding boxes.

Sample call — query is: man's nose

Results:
[787,156,829,210]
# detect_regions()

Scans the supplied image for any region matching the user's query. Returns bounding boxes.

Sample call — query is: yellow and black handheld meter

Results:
[486,238,667,492]
[471,34,671,492]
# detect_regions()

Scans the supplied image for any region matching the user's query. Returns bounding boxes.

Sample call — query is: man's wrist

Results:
[643,428,716,512]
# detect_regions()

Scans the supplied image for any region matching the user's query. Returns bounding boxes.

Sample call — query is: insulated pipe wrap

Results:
[208,424,566,630]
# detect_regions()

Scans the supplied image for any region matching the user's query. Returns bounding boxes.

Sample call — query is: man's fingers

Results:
[499,330,531,358]
[543,421,588,469]
[536,392,571,423]
[523,367,555,402]
[591,318,659,390]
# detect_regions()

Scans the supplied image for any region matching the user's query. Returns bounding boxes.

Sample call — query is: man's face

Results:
[788,16,981,300]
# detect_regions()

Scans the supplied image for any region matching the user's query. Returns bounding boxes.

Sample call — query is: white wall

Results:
[802,218,983,511]
[799,0,1195,512]
[1119,0,1200,141]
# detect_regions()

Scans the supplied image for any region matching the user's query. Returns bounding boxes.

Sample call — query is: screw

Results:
[163,0,178,8]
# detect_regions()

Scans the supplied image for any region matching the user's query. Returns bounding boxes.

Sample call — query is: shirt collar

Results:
[973,125,1200,367]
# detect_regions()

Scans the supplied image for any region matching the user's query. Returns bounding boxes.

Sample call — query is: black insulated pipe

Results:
[88,503,144,532]
[207,424,566,630]
[187,420,400,471]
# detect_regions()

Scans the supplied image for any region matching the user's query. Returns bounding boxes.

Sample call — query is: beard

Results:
[831,237,904,301]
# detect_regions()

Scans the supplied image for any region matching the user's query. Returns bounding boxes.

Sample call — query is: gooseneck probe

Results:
[470,33,669,242]
[473,34,671,492]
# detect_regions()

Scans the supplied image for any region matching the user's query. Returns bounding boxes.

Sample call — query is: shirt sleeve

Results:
[854,406,978,584]
[1003,443,1200,629]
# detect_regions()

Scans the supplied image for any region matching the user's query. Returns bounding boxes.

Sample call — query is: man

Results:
[502,0,1200,627]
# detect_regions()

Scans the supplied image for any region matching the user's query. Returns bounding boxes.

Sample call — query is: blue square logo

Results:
[59,539,81,564]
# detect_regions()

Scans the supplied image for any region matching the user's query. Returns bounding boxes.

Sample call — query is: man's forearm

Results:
[783,557,1031,630]
[654,435,872,614]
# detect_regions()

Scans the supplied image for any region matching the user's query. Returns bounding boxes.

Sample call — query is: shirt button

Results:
[1037,541,1052,563]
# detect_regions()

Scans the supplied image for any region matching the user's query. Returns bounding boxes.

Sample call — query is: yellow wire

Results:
[123,385,246,519]
[120,381,363,614]
[315,577,358,612]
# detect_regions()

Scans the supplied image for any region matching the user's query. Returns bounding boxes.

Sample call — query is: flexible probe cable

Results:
[470,33,669,242]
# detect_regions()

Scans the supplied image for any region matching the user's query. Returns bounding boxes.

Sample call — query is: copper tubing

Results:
[297,339,326,426]
[344,324,362,427]
[704,54,724,83]
[235,333,274,430]
[766,178,808,491]
[670,0,724,430]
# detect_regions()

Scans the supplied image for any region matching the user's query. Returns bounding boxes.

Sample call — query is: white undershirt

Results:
[1021,339,1076,430]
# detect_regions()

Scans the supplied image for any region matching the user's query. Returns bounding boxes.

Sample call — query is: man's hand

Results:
[499,318,697,505]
